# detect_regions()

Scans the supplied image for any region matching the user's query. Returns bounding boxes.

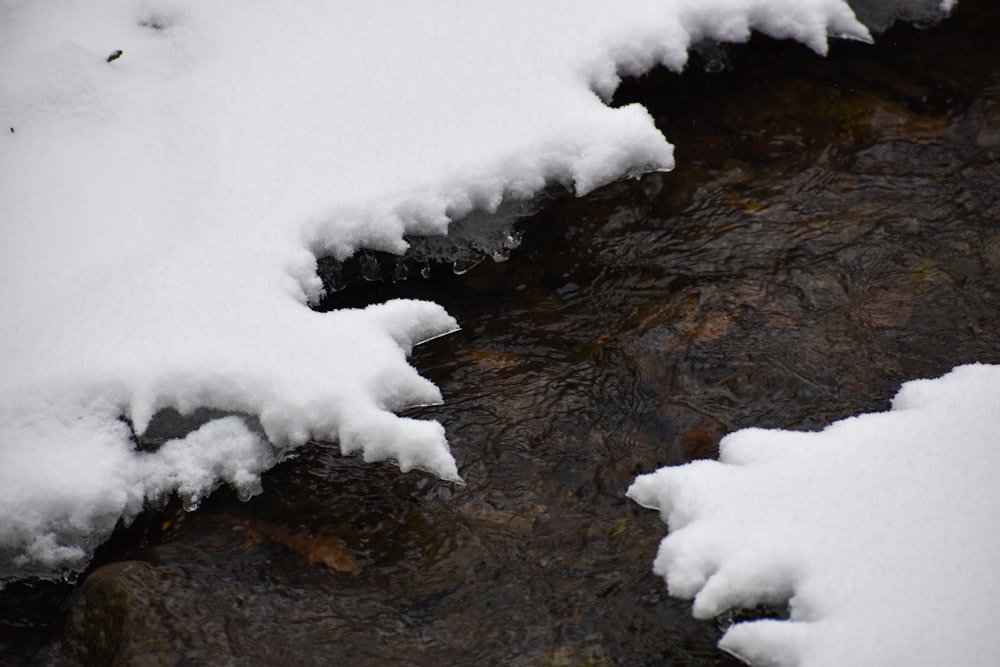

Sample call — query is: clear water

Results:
[3,2,999,664]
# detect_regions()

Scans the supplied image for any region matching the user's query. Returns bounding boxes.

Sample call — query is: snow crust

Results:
[628,364,1000,666]
[1,0,879,579]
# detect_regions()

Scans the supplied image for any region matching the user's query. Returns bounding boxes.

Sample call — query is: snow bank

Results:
[629,364,1000,666]
[0,0,895,580]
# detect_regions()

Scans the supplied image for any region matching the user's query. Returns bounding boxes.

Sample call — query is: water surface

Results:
[3,2,999,664]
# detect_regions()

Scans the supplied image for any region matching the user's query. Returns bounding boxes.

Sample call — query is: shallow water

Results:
[3,2,999,664]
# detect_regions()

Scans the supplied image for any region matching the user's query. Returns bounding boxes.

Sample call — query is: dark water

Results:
[4,2,999,664]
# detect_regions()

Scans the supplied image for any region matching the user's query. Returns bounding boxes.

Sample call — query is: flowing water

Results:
[3,2,999,664]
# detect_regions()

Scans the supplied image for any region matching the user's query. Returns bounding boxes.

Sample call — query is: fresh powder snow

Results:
[0,0,884,580]
[0,15,977,667]
[629,363,1000,666]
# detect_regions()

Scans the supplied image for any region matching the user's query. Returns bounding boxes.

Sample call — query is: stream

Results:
[2,1,999,664]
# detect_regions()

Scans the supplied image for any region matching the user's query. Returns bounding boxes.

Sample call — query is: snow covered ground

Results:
[5,1,994,665]
[629,364,1000,665]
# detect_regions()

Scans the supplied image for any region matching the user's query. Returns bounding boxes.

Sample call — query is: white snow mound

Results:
[1,0,877,579]
[628,363,1000,666]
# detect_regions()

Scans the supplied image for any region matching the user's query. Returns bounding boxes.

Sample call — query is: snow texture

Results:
[0,0,915,581]
[628,364,1000,666]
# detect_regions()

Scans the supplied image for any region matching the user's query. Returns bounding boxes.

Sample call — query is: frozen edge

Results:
[0,0,909,582]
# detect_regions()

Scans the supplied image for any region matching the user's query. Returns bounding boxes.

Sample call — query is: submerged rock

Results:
[61,561,232,666]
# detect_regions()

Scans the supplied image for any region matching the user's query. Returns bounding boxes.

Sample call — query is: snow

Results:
[628,364,1000,666]
[0,0,948,588]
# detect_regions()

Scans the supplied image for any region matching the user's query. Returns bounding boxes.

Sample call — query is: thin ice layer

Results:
[628,364,1000,666]
[0,0,873,579]
[848,0,956,32]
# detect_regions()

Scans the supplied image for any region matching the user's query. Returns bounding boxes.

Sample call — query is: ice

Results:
[628,364,1000,666]
[0,0,914,581]
[848,0,956,32]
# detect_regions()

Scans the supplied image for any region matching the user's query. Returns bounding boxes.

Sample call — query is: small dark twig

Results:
[106,49,123,63]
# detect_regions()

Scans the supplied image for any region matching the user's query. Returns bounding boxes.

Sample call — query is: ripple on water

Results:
[4,2,1000,664]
